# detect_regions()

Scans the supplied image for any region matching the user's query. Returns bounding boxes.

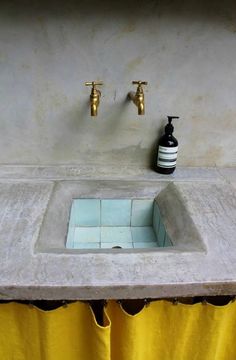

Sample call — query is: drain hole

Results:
[112,246,122,249]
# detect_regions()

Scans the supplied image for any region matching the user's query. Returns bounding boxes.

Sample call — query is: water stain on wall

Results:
[0,51,8,63]
[222,13,236,33]
[21,63,31,70]
[194,96,204,102]
[115,20,137,41]
[121,22,136,33]
[126,56,145,72]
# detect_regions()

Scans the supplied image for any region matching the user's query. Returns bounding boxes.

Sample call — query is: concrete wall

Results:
[0,0,235,167]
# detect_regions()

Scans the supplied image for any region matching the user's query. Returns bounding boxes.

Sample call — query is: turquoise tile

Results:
[164,233,173,247]
[101,227,132,243]
[131,227,157,243]
[131,200,154,226]
[76,199,100,226]
[74,227,100,243]
[133,242,158,249]
[153,202,161,236]
[101,199,131,226]
[101,242,133,249]
[66,226,75,249]
[73,242,100,249]
[157,221,166,247]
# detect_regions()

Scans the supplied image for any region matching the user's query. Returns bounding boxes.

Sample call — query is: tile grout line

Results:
[72,202,76,248]
[157,204,161,247]
[163,230,166,248]
[99,199,102,248]
[130,200,134,248]
[154,201,160,247]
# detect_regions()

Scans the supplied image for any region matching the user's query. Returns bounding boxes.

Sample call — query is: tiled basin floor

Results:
[66,199,172,249]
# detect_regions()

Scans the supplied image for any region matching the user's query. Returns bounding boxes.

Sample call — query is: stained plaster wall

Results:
[0,0,235,167]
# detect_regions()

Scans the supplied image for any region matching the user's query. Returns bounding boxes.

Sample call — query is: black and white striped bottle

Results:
[156,116,179,174]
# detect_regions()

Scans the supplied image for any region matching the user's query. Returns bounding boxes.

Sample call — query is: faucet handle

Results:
[132,81,148,86]
[85,81,103,89]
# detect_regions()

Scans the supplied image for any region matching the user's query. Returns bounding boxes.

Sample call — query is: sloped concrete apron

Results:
[0,167,235,300]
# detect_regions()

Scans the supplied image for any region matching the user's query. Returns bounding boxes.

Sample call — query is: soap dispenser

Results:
[156,116,179,174]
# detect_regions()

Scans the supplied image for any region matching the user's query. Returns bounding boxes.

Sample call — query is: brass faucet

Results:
[85,81,103,116]
[128,81,148,115]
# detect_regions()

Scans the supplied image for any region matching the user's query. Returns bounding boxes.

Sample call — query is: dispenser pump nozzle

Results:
[165,116,179,134]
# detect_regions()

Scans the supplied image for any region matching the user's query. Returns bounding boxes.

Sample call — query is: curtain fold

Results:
[106,300,236,360]
[0,299,236,360]
[0,301,110,360]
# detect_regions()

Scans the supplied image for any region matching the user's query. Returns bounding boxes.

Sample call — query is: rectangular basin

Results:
[36,180,205,254]
[66,198,172,249]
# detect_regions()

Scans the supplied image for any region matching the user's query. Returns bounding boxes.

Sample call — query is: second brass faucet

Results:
[85,81,103,116]
[128,81,148,115]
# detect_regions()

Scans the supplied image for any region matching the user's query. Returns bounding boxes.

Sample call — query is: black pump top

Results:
[165,116,179,134]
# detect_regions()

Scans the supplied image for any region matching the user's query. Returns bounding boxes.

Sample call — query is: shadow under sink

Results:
[36,180,206,254]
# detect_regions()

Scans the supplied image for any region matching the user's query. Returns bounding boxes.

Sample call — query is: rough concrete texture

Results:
[0,166,235,300]
[37,181,205,252]
[0,0,236,167]
[0,165,226,181]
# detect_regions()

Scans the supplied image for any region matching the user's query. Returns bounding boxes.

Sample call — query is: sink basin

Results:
[66,198,172,249]
[36,180,205,253]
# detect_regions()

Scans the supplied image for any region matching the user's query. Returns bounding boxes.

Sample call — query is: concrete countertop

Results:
[0,165,235,300]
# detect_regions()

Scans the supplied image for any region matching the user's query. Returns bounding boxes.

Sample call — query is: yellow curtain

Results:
[0,299,236,360]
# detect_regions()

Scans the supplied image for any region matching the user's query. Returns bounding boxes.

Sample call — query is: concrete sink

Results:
[36,180,205,254]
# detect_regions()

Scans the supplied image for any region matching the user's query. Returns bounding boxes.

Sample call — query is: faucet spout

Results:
[91,103,98,117]
[137,99,145,115]
[90,90,100,117]
[128,81,147,116]
[85,81,103,117]
[135,92,145,115]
